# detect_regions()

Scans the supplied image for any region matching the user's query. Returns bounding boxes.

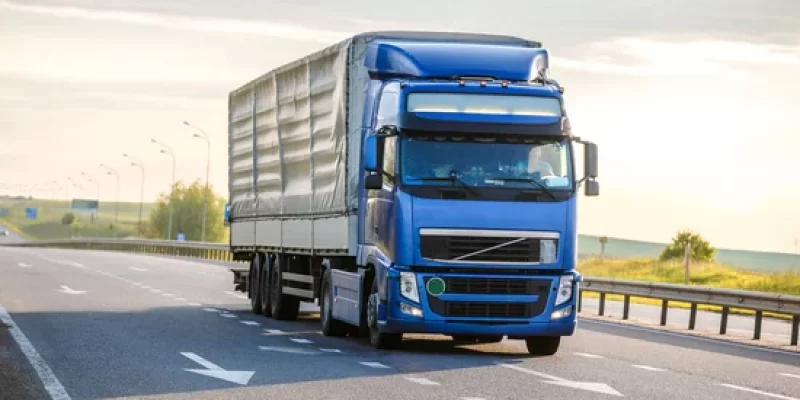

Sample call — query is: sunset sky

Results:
[1,0,798,253]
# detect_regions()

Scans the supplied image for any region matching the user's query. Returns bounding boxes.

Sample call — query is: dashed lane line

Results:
[290,338,313,344]
[240,321,260,326]
[360,361,390,369]
[404,377,440,386]
[631,365,666,372]
[573,352,604,359]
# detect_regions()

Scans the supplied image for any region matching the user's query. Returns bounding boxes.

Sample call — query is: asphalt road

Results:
[0,223,25,244]
[1,247,798,400]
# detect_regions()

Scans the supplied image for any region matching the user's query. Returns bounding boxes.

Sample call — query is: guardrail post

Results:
[753,310,763,340]
[598,292,606,316]
[688,303,697,330]
[660,300,668,326]
[622,295,630,320]
[577,290,583,313]
[720,306,729,335]
[792,315,799,346]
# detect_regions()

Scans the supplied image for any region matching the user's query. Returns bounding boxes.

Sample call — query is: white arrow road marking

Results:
[779,373,800,380]
[129,267,147,272]
[258,346,322,355]
[18,263,32,268]
[180,352,254,385]
[720,383,799,400]
[57,286,86,295]
[497,363,623,397]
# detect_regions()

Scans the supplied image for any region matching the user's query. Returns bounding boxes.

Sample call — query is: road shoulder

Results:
[0,317,50,400]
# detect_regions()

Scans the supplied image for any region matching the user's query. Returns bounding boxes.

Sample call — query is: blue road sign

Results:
[25,207,37,220]
[177,233,185,241]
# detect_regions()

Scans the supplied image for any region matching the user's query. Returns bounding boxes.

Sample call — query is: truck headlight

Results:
[399,272,419,303]
[540,239,557,264]
[554,275,574,306]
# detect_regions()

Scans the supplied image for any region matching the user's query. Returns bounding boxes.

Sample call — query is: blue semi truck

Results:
[227,31,599,355]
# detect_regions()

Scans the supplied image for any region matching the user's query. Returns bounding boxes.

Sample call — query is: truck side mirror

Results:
[583,142,598,179]
[364,134,382,172]
[364,174,382,190]
[584,180,599,196]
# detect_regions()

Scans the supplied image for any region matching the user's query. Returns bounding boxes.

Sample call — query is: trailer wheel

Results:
[525,336,561,356]
[320,269,348,337]
[259,253,272,317]
[367,278,402,349]
[269,255,300,320]
[249,256,262,314]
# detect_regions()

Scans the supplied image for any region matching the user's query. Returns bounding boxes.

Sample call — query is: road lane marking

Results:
[181,352,254,385]
[259,346,322,355]
[320,348,342,353]
[18,263,32,268]
[129,267,147,272]
[264,329,284,335]
[404,377,440,385]
[779,373,800,379]
[0,304,72,400]
[360,361,390,369]
[496,363,623,396]
[151,289,162,293]
[720,383,799,399]
[290,338,313,344]
[57,285,86,295]
[581,319,799,357]
[175,298,187,302]
[574,352,604,359]
[203,308,218,312]
[240,321,260,326]
[188,303,202,307]
[632,365,665,372]
[220,313,237,318]
[162,293,175,297]
[461,398,487,400]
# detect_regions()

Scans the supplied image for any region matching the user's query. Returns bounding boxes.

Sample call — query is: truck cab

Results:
[332,38,599,354]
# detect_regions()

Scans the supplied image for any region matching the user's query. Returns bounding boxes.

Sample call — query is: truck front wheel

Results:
[259,254,273,317]
[525,336,561,356]
[367,279,402,349]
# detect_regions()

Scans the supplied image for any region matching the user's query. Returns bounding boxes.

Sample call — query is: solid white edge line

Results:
[719,383,799,400]
[0,304,72,400]
[580,319,800,357]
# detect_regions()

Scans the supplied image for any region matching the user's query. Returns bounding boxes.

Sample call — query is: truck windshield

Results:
[399,134,572,190]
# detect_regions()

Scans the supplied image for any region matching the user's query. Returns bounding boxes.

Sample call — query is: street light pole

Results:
[123,154,145,237]
[80,172,101,223]
[151,138,177,240]
[100,164,120,222]
[184,121,211,242]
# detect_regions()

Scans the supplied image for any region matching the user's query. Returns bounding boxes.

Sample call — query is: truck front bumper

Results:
[379,267,580,337]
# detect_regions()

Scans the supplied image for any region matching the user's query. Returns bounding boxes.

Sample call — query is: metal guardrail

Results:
[3,238,799,346]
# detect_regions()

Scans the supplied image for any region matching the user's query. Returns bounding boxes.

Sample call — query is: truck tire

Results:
[525,336,561,356]
[249,256,262,314]
[320,269,348,337]
[258,253,273,317]
[269,254,300,320]
[367,278,402,349]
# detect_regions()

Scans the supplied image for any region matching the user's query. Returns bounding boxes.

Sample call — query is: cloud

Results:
[555,36,800,78]
[0,0,352,44]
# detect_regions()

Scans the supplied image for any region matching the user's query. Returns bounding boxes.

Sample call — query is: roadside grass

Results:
[577,257,800,320]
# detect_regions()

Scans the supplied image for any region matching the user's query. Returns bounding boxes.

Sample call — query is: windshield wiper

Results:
[412,170,479,197]
[492,176,556,199]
